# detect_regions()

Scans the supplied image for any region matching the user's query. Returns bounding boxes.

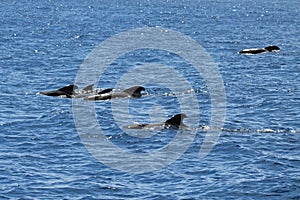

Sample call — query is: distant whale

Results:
[239,45,280,54]
[39,84,78,98]
[84,86,145,101]
[39,84,112,98]
[125,113,187,129]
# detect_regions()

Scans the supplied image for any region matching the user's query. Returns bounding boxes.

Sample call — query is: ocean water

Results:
[1,0,300,199]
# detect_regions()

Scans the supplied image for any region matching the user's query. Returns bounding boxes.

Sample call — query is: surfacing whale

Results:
[84,86,145,101]
[39,84,78,98]
[39,84,112,98]
[239,45,280,54]
[125,113,187,129]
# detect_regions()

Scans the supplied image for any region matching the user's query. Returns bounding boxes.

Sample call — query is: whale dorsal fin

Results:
[122,86,145,97]
[82,84,94,91]
[165,113,187,128]
[58,84,78,95]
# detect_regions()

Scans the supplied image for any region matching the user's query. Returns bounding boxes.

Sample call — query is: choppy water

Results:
[1,0,299,199]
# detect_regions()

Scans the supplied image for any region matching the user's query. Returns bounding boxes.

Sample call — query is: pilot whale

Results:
[84,86,145,101]
[125,113,187,129]
[39,84,78,98]
[239,45,280,54]
[39,84,112,98]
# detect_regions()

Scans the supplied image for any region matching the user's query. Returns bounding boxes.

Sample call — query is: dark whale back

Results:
[84,86,144,101]
[165,113,187,128]
[264,45,280,52]
[124,113,187,129]
[39,84,78,97]
[97,88,113,95]
[57,84,78,95]
[122,86,145,97]
[239,45,280,54]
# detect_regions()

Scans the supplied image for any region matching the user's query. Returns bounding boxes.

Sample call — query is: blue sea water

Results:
[1,0,300,199]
